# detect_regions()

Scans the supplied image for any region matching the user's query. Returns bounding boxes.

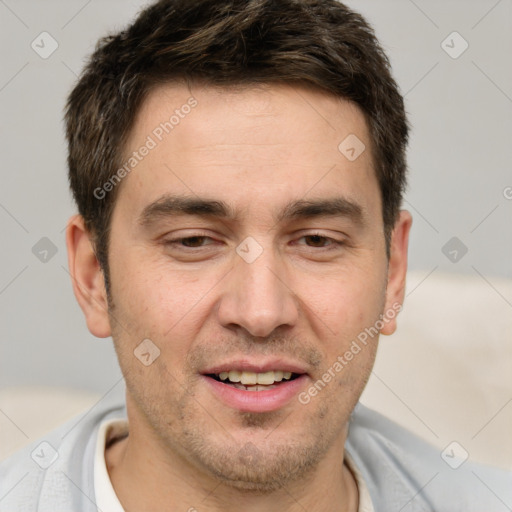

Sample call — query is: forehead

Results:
[116,81,380,225]
[131,81,370,144]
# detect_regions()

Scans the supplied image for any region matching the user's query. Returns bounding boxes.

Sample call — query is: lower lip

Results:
[202,375,308,413]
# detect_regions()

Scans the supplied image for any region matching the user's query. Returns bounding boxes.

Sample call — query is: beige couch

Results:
[361,270,512,470]
[2,271,511,469]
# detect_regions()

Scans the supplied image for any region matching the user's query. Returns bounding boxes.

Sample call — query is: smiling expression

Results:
[77,82,408,491]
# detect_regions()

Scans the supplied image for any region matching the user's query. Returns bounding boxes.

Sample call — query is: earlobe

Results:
[380,210,412,336]
[66,215,112,338]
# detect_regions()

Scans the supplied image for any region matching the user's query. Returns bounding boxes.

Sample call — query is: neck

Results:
[106,421,358,512]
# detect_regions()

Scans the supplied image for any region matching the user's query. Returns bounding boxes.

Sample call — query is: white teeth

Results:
[240,372,258,385]
[250,385,277,391]
[228,370,242,382]
[232,383,277,391]
[216,370,295,385]
[256,371,275,385]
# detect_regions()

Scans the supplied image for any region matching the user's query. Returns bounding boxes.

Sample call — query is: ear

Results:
[65,215,111,338]
[381,210,412,336]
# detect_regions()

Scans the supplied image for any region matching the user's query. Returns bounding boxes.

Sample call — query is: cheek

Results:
[112,253,196,322]
[109,259,218,366]
[301,269,385,395]
[302,269,386,333]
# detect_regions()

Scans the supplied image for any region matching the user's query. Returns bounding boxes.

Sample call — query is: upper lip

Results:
[202,358,309,375]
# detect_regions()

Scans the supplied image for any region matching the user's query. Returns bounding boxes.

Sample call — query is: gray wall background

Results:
[1,0,511,393]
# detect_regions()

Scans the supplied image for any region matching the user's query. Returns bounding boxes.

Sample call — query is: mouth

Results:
[201,363,309,413]
[207,370,301,391]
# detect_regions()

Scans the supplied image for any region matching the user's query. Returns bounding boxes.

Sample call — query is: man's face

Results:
[95,83,403,489]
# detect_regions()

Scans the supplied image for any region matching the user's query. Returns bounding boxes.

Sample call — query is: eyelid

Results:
[161,230,347,250]
[294,228,346,240]
[163,232,216,247]
[294,233,345,248]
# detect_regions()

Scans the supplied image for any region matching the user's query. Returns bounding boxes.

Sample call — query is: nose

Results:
[216,245,299,338]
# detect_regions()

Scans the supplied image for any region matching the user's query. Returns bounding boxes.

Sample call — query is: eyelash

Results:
[164,232,345,250]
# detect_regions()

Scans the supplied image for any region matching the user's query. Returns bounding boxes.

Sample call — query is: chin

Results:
[183,433,328,494]
[206,462,305,494]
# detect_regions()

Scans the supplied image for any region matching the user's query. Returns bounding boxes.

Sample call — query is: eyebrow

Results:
[138,194,365,228]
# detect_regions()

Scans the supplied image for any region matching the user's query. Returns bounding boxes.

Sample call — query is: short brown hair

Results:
[65,0,408,291]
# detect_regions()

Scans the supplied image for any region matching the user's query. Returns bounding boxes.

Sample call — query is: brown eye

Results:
[164,234,215,250]
[304,235,330,247]
[180,236,209,247]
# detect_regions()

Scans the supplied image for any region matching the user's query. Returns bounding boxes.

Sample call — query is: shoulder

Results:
[346,402,512,512]
[0,401,126,512]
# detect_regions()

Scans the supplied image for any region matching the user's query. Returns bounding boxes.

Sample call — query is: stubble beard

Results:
[128,369,347,495]
[108,293,372,495]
